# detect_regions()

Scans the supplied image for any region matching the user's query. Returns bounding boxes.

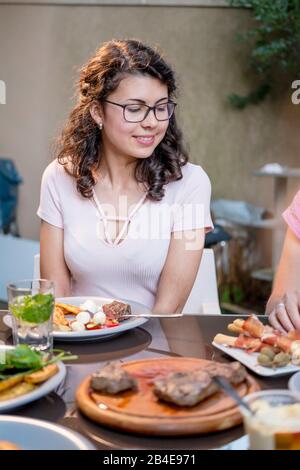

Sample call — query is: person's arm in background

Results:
[40,220,71,297]
[266,227,300,332]
[153,229,204,314]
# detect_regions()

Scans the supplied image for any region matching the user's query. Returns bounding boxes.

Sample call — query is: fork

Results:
[122,313,183,318]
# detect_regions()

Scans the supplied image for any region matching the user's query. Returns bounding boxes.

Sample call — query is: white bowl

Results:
[288,371,300,397]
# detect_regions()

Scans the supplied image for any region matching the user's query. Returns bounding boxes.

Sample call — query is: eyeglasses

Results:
[103,99,176,123]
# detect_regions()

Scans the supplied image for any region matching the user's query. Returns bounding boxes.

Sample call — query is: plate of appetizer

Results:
[213,315,300,377]
[0,344,69,412]
[4,297,149,342]
[0,416,95,449]
[76,357,260,436]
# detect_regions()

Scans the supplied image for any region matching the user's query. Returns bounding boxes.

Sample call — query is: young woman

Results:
[267,190,300,331]
[38,39,213,314]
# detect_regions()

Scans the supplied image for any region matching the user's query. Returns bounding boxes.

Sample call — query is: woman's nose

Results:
[141,109,158,128]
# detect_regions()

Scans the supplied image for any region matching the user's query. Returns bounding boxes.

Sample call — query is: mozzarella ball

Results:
[79,300,97,314]
[70,321,85,332]
[93,311,106,325]
[76,311,91,324]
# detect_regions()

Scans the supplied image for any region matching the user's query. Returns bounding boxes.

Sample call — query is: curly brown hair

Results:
[56,39,188,201]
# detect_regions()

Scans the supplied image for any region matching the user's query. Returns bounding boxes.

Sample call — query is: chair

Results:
[182,248,221,315]
[0,234,40,300]
[33,249,221,315]
[33,253,40,279]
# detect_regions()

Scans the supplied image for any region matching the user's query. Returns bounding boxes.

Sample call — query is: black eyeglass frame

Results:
[103,99,177,123]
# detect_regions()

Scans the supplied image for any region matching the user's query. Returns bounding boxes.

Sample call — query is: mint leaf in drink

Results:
[10,293,54,324]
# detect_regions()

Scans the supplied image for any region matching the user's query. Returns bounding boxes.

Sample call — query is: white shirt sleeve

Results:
[172,165,213,233]
[37,161,64,229]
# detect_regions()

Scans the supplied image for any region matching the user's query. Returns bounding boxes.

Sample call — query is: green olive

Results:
[258,353,274,367]
[273,352,291,367]
[260,346,276,360]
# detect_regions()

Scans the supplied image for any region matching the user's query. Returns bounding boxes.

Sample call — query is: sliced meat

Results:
[203,361,247,384]
[153,369,218,407]
[91,362,137,394]
[153,361,247,407]
[102,301,131,322]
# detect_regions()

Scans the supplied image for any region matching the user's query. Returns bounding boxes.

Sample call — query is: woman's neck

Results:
[97,149,139,192]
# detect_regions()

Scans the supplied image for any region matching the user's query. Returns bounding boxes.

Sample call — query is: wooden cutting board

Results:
[76,357,260,436]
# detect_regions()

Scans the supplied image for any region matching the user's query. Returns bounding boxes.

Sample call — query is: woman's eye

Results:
[127,106,142,113]
[156,105,168,112]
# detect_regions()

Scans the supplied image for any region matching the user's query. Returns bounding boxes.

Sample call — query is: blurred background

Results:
[1,0,300,312]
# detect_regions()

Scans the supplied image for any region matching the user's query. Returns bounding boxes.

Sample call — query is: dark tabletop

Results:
[0,314,290,450]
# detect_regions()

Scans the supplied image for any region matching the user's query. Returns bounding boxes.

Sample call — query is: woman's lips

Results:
[134,135,155,146]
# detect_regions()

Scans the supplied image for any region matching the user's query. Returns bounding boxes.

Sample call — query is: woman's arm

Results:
[153,229,205,314]
[40,220,71,297]
[266,227,300,332]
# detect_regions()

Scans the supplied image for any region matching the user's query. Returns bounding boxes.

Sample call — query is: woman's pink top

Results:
[37,160,213,309]
[283,190,300,239]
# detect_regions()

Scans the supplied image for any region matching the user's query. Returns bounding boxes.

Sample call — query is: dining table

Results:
[0,313,291,450]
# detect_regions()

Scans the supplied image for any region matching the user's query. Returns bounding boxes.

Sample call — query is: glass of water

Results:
[7,279,55,353]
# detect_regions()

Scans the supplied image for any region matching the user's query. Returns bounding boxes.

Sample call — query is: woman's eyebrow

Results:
[126,97,169,104]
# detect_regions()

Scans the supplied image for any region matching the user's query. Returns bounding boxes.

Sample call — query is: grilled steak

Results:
[153,361,247,407]
[102,301,131,322]
[153,369,218,407]
[91,362,137,394]
[203,361,247,384]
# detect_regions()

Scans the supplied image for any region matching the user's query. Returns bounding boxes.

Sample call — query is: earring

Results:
[98,122,103,130]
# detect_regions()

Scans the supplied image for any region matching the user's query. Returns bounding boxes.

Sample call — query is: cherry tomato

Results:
[85,322,101,330]
[105,320,119,328]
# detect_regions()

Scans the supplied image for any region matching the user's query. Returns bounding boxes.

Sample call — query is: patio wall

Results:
[0,3,300,240]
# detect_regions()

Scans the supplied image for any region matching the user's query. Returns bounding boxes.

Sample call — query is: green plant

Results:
[227,0,300,108]
[220,283,245,304]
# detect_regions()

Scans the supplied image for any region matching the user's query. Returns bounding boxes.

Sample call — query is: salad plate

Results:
[0,345,66,412]
[4,296,149,342]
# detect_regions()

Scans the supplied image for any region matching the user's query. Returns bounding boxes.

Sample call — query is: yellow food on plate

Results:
[0,440,21,450]
[24,363,59,384]
[0,382,36,402]
[53,324,71,332]
[54,305,70,326]
[0,374,24,393]
[55,302,80,315]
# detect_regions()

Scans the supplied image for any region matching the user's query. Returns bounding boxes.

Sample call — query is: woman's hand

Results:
[266,227,300,333]
[268,291,300,333]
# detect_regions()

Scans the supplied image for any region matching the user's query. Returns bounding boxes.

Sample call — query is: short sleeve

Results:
[282,190,300,239]
[37,161,64,229]
[172,165,214,233]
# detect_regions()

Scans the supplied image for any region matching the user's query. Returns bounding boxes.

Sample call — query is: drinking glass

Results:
[240,389,300,450]
[7,279,55,353]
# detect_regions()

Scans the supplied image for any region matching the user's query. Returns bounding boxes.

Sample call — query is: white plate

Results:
[0,345,66,412]
[0,415,94,449]
[212,342,300,377]
[288,371,300,395]
[3,296,149,342]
